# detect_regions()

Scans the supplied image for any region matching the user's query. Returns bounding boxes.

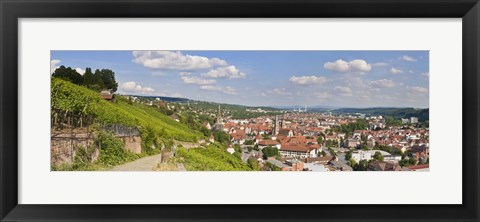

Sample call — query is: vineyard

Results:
[51,78,205,143]
[175,143,254,171]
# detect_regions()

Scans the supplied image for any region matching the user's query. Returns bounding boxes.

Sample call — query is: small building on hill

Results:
[100,90,115,102]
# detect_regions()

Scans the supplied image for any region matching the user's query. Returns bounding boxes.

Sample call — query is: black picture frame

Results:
[1,0,479,221]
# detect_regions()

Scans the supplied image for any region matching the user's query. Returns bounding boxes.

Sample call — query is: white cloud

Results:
[390,67,404,74]
[421,72,429,78]
[119,81,155,94]
[199,85,237,95]
[289,75,327,85]
[201,65,246,79]
[408,86,428,94]
[370,79,395,88]
[372,62,389,67]
[179,72,191,76]
[132,51,227,70]
[334,86,353,97]
[155,92,182,97]
[181,76,216,85]
[50,59,61,74]
[402,55,417,62]
[324,59,372,73]
[315,92,331,99]
[75,68,86,75]
[269,88,293,96]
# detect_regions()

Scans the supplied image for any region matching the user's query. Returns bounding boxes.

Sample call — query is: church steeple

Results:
[217,105,223,123]
[214,104,224,131]
[273,115,280,135]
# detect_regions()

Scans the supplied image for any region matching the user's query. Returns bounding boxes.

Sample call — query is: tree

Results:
[213,131,230,144]
[347,158,357,168]
[345,150,353,161]
[326,139,333,148]
[262,146,279,159]
[355,159,369,171]
[52,66,83,85]
[232,152,242,160]
[408,157,418,165]
[373,151,384,161]
[82,68,95,87]
[317,135,324,145]
[318,150,326,157]
[247,158,260,170]
[200,127,211,137]
[98,69,118,92]
[234,144,242,153]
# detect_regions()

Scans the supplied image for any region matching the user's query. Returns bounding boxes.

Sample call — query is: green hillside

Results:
[51,78,205,142]
[175,143,254,171]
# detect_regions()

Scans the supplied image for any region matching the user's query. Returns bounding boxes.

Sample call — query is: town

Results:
[206,105,429,172]
[132,95,430,172]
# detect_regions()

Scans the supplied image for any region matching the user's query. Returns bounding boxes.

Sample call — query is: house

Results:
[351,150,372,163]
[230,132,247,145]
[383,155,402,163]
[367,161,402,171]
[100,90,114,101]
[258,140,281,149]
[303,156,335,164]
[203,122,212,130]
[169,114,180,122]
[285,159,304,171]
[278,129,294,137]
[345,139,358,148]
[405,164,429,171]
[279,143,318,158]
[303,163,330,172]
[226,146,235,154]
[329,161,353,171]
[209,135,215,143]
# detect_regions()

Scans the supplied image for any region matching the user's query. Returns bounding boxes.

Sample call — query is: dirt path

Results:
[110,154,163,171]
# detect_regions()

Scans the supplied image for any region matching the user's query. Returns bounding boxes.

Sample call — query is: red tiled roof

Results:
[280,143,314,152]
[406,164,429,170]
[258,139,280,146]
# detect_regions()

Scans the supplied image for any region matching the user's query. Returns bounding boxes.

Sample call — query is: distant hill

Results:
[332,107,429,122]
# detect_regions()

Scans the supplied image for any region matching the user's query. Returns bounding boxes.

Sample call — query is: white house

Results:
[351,150,372,163]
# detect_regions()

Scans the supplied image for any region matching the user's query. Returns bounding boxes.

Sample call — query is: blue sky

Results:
[51,50,429,108]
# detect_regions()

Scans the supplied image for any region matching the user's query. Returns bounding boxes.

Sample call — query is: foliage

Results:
[96,130,137,166]
[52,66,84,85]
[333,119,368,135]
[213,130,230,144]
[51,78,204,142]
[264,161,281,171]
[244,140,255,145]
[247,158,261,170]
[373,151,384,161]
[317,135,324,145]
[175,144,253,171]
[71,144,97,170]
[262,146,279,159]
[399,157,418,167]
[385,116,402,127]
[353,159,369,171]
[345,150,353,161]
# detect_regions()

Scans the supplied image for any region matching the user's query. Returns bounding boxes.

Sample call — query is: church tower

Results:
[273,115,280,135]
[215,104,224,131]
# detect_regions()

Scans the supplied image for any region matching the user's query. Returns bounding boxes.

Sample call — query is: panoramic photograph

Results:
[50,50,429,171]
